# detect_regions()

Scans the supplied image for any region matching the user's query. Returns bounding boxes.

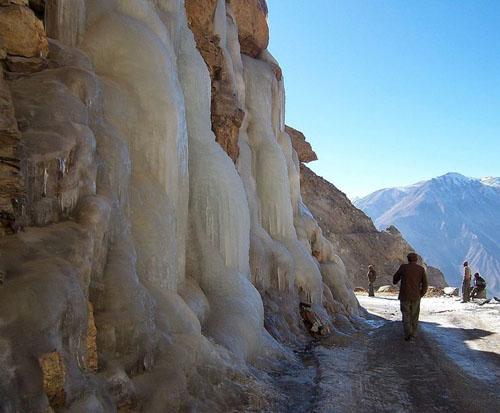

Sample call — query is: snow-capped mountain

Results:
[355,173,500,296]
[481,176,500,188]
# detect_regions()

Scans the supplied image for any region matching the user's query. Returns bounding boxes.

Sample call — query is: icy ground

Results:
[276,295,500,413]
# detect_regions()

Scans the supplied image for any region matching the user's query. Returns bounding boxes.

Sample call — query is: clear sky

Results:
[267,0,500,198]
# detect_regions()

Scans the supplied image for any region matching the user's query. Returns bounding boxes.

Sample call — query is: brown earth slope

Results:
[293,132,446,289]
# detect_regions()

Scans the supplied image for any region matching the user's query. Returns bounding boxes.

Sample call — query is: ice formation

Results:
[0,0,360,410]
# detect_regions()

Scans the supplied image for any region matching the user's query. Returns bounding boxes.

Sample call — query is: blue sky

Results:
[267,0,500,198]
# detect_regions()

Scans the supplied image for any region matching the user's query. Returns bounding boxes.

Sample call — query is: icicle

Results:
[45,0,86,47]
[277,267,281,291]
[42,167,49,197]
[57,158,67,177]
[59,188,79,215]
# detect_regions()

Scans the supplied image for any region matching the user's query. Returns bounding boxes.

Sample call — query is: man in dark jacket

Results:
[393,252,428,341]
[367,265,377,297]
[470,273,487,299]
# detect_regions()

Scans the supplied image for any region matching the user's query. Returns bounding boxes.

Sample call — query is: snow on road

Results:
[281,295,500,413]
[358,295,500,385]
[275,295,500,412]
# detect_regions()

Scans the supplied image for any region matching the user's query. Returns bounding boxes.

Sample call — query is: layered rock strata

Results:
[0,1,364,411]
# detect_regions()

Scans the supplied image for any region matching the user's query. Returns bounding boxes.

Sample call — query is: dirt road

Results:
[279,296,500,413]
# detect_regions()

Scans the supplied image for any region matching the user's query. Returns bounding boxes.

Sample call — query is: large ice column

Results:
[45,0,87,46]
[217,6,296,303]
[243,55,324,304]
[176,4,264,360]
[80,0,189,293]
[255,50,360,316]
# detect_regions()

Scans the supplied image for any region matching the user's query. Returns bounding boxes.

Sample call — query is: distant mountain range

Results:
[355,173,500,296]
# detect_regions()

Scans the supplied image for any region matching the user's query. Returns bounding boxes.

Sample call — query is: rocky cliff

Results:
[0,1,361,411]
[298,153,447,290]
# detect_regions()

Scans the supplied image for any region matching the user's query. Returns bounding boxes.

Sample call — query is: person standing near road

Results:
[367,265,377,297]
[462,261,472,303]
[393,252,428,341]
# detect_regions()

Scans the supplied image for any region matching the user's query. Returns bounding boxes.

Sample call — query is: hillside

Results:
[356,172,500,296]
[299,164,446,289]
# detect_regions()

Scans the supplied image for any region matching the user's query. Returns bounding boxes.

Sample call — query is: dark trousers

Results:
[400,299,421,338]
[470,286,485,299]
[368,282,375,297]
[462,279,471,302]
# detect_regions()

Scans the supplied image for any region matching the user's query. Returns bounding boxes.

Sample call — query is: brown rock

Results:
[185,0,218,33]
[285,126,318,163]
[185,0,244,162]
[211,104,244,161]
[228,0,269,57]
[38,351,66,409]
[86,302,98,372]
[0,4,48,58]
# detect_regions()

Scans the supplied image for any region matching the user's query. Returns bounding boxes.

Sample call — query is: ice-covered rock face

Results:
[0,0,360,410]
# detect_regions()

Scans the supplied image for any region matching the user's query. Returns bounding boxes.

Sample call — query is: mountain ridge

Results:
[355,172,500,296]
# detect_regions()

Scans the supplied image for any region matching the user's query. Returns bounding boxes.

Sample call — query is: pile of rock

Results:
[377,285,399,294]
[425,286,444,297]
[443,287,459,297]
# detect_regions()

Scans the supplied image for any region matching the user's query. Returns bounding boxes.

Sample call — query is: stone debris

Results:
[425,286,444,297]
[443,287,459,296]
[377,285,399,294]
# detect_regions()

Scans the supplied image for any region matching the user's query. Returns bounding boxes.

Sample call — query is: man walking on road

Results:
[393,252,428,341]
[367,265,377,297]
[461,261,472,302]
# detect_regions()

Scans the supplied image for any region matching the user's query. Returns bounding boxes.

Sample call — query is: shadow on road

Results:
[358,307,500,412]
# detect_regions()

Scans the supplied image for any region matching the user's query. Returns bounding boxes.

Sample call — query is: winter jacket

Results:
[367,269,377,283]
[393,262,428,301]
[464,266,472,281]
[474,276,486,289]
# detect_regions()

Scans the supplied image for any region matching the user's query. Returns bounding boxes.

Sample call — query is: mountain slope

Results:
[300,165,447,289]
[355,173,500,296]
